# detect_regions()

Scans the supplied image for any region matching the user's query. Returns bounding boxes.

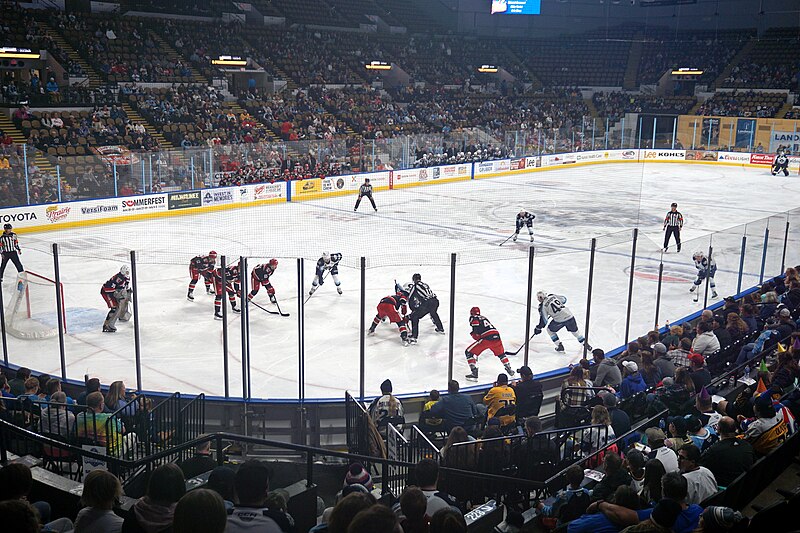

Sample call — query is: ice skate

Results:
[711,290,718,299]
[367,327,376,336]
[206,285,214,295]
[214,311,223,320]
[231,304,241,313]
[435,328,445,334]
[102,325,116,333]
[465,367,478,381]
[555,342,565,352]
[689,285,696,293]
[187,290,194,301]
[504,364,515,377]
[408,337,418,344]
[337,287,342,295]
[512,234,517,242]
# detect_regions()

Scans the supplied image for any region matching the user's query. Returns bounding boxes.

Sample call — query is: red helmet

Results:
[268,258,278,268]
[470,306,481,316]
[208,250,218,258]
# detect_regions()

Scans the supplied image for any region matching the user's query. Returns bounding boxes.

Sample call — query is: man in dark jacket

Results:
[652,343,676,379]
[593,349,622,388]
[512,365,543,419]
[429,380,480,431]
[603,392,631,437]
[711,315,732,350]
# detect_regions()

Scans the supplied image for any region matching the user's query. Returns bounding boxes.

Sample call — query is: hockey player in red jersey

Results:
[248,259,278,303]
[465,307,514,380]
[101,265,132,332]
[368,289,410,346]
[213,263,241,319]
[187,251,217,301]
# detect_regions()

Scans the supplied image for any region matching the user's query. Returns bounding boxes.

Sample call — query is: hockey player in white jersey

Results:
[534,291,591,352]
[309,252,342,296]
[690,251,718,301]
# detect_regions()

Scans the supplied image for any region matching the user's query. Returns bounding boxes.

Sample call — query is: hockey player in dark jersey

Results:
[368,289,410,345]
[248,259,278,303]
[354,178,377,212]
[101,265,132,332]
[513,211,535,242]
[772,150,790,176]
[465,307,514,380]
[187,251,217,301]
[309,252,342,296]
[213,263,241,319]
[402,273,445,343]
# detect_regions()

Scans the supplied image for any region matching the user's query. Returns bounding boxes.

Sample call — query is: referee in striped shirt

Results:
[405,273,445,343]
[0,223,24,280]
[663,203,683,253]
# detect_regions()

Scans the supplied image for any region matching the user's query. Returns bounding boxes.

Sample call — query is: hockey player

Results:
[772,150,790,176]
[535,291,591,352]
[213,263,241,319]
[309,252,342,296]
[187,251,217,301]
[354,178,377,212]
[367,289,410,346]
[465,307,514,381]
[513,211,535,242]
[248,259,278,303]
[690,251,718,301]
[101,265,132,333]
[403,273,445,343]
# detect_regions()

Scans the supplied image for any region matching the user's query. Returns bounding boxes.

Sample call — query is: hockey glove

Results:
[533,327,542,336]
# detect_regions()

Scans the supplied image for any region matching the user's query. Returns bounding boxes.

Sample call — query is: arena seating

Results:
[721,28,800,89]
[697,91,787,118]
[593,92,697,123]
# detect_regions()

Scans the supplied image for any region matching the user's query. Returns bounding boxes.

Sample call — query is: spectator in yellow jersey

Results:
[484,373,516,428]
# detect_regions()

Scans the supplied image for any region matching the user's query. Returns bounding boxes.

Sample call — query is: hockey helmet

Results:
[536,290,547,302]
[120,265,130,277]
[412,273,422,282]
[208,250,218,259]
[269,258,278,268]
[396,289,409,303]
[470,306,481,316]
[693,251,705,261]
[3,223,11,230]
[322,252,331,263]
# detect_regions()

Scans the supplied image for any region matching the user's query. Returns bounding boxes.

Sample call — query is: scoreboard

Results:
[490,0,541,15]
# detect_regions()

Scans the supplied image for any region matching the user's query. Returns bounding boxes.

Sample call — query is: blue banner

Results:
[491,0,541,15]
[735,118,756,149]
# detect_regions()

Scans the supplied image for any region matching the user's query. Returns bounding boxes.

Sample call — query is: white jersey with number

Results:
[541,294,573,323]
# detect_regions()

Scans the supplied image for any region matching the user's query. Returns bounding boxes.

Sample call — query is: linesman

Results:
[0,223,24,280]
[663,203,683,253]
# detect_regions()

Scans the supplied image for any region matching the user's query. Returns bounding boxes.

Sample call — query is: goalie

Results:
[772,149,790,177]
[101,265,133,333]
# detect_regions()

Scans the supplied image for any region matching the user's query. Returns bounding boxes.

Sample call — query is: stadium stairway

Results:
[238,36,298,91]
[711,38,756,89]
[36,19,102,89]
[120,103,174,150]
[778,101,794,118]
[0,114,56,176]
[622,40,643,90]
[149,32,208,85]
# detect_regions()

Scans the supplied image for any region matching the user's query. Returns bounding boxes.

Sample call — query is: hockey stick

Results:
[498,233,516,247]
[273,297,290,317]
[504,329,540,356]
[247,297,290,317]
[304,267,334,304]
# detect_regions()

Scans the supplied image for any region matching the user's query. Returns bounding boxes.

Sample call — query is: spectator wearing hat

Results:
[650,343,674,380]
[0,223,23,280]
[740,395,786,455]
[718,297,740,322]
[710,316,731,350]
[776,307,797,337]
[688,353,711,393]
[602,392,631,438]
[344,463,374,492]
[428,380,480,432]
[677,444,718,504]
[512,366,543,419]
[624,449,647,493]
[694,387,722,431]
[645,428,679,473]
[691,322,720,357]
[620,498,682,533]
[620,361,647,399]
[666,417,692,450]
[484,373,516,428]
[700,417,753,487]
[592,349,622,388]
[368,379,404,436]
[698,506,744,532]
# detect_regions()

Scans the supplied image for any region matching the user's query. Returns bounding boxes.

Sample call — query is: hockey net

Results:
[5,272,66,340]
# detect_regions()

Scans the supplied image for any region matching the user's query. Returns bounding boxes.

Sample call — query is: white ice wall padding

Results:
[5,272,61,340]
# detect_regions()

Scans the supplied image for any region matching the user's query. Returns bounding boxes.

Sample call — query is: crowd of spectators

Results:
[697,91,787,118]
[592,92,697,124]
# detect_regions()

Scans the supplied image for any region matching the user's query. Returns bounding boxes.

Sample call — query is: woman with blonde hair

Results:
[104,381,137,415]
[560,365,593,408]
[726,313,749,341]
[581,405,615,453]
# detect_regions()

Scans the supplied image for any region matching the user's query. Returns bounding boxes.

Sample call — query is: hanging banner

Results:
[769,130,800,154]
[735,119,756,149]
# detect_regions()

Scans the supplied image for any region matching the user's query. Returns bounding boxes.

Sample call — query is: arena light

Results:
[212,55,247,66]
[0,47,40,59]
[478,65,499,73]
[671,67,704,76]
[365,61,391,71]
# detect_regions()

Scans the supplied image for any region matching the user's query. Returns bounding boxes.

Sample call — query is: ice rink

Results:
[9,161,800,399]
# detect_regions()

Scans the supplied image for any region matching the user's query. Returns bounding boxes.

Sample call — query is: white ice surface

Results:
[9,162,800,399]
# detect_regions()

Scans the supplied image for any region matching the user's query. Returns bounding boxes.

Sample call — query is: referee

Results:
[354,178,377,212]
[663,203,683,253]
[0,223,24,280]
[405,273,445,343]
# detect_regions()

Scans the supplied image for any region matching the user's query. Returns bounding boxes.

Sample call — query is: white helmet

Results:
[120,265,130,277]
[322,252,330,263]
[693,251,705,261]
[536,290,547,302]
